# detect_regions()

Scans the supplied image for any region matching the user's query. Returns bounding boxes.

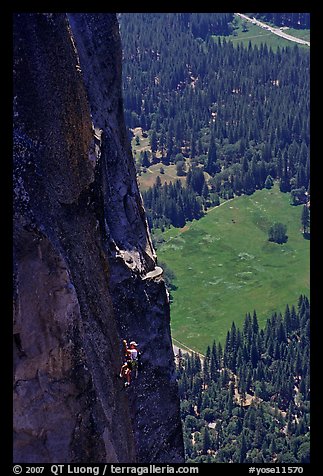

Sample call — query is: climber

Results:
[119,360,132,387]
[128,341,139,379]
[128,341,138,360]
[119,340,140,386]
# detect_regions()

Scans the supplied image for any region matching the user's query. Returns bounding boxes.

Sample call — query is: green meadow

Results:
[158,183,310,353]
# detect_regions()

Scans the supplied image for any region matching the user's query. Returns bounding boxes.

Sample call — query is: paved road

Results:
[235,13,310,47]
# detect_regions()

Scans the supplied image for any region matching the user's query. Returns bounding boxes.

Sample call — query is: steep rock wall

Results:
[67,13,184,463]
[13,13,184,463]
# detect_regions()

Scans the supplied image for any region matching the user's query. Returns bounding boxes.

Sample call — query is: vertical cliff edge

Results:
[13,13,184,463]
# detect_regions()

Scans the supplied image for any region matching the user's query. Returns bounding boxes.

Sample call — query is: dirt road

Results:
[172,337,205,361]
[235,13,310,47]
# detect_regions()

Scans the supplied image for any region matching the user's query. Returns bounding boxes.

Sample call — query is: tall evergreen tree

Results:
[150,129,158,156]
[205,136,220,175]
[301,205,310,234]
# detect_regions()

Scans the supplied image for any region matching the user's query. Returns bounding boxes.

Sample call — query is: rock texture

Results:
[13,13,184,463]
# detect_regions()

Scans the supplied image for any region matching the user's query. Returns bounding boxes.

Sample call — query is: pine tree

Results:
[205,136,219,175]
[210,341,218,381]
[301,205,310,234]
[239,430,248,463]
[250,342,259,368]
[155,175,162,188]
[227,382,234,416]
[190,131,197,159]
[254,417,265,448]
[202,427,211,453]
[252,310,259,335]
[141,150,150,168]
[283,304,291,335]
[176,161,186,176]
[201,182,209,202]
[243,313,252,346]
[203,351,210,388]
[264,175,274,189]
[150,130,158,156]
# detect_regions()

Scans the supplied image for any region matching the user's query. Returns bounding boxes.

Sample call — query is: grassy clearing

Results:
[158,183,310,353]
[138,163,187,191]
[215,16,309,50]
[284,28,310,42]
[132,127,190,191]
[131,127,150,158]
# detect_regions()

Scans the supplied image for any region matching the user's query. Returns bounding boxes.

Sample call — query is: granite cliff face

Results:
[13,13,184,463]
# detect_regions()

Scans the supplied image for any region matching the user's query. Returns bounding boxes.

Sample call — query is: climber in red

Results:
[119,360,132,387]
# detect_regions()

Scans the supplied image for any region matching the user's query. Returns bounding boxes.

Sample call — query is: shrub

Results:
[268,223,288,244]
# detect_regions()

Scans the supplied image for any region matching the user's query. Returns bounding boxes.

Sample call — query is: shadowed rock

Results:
[13,13,184,463]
